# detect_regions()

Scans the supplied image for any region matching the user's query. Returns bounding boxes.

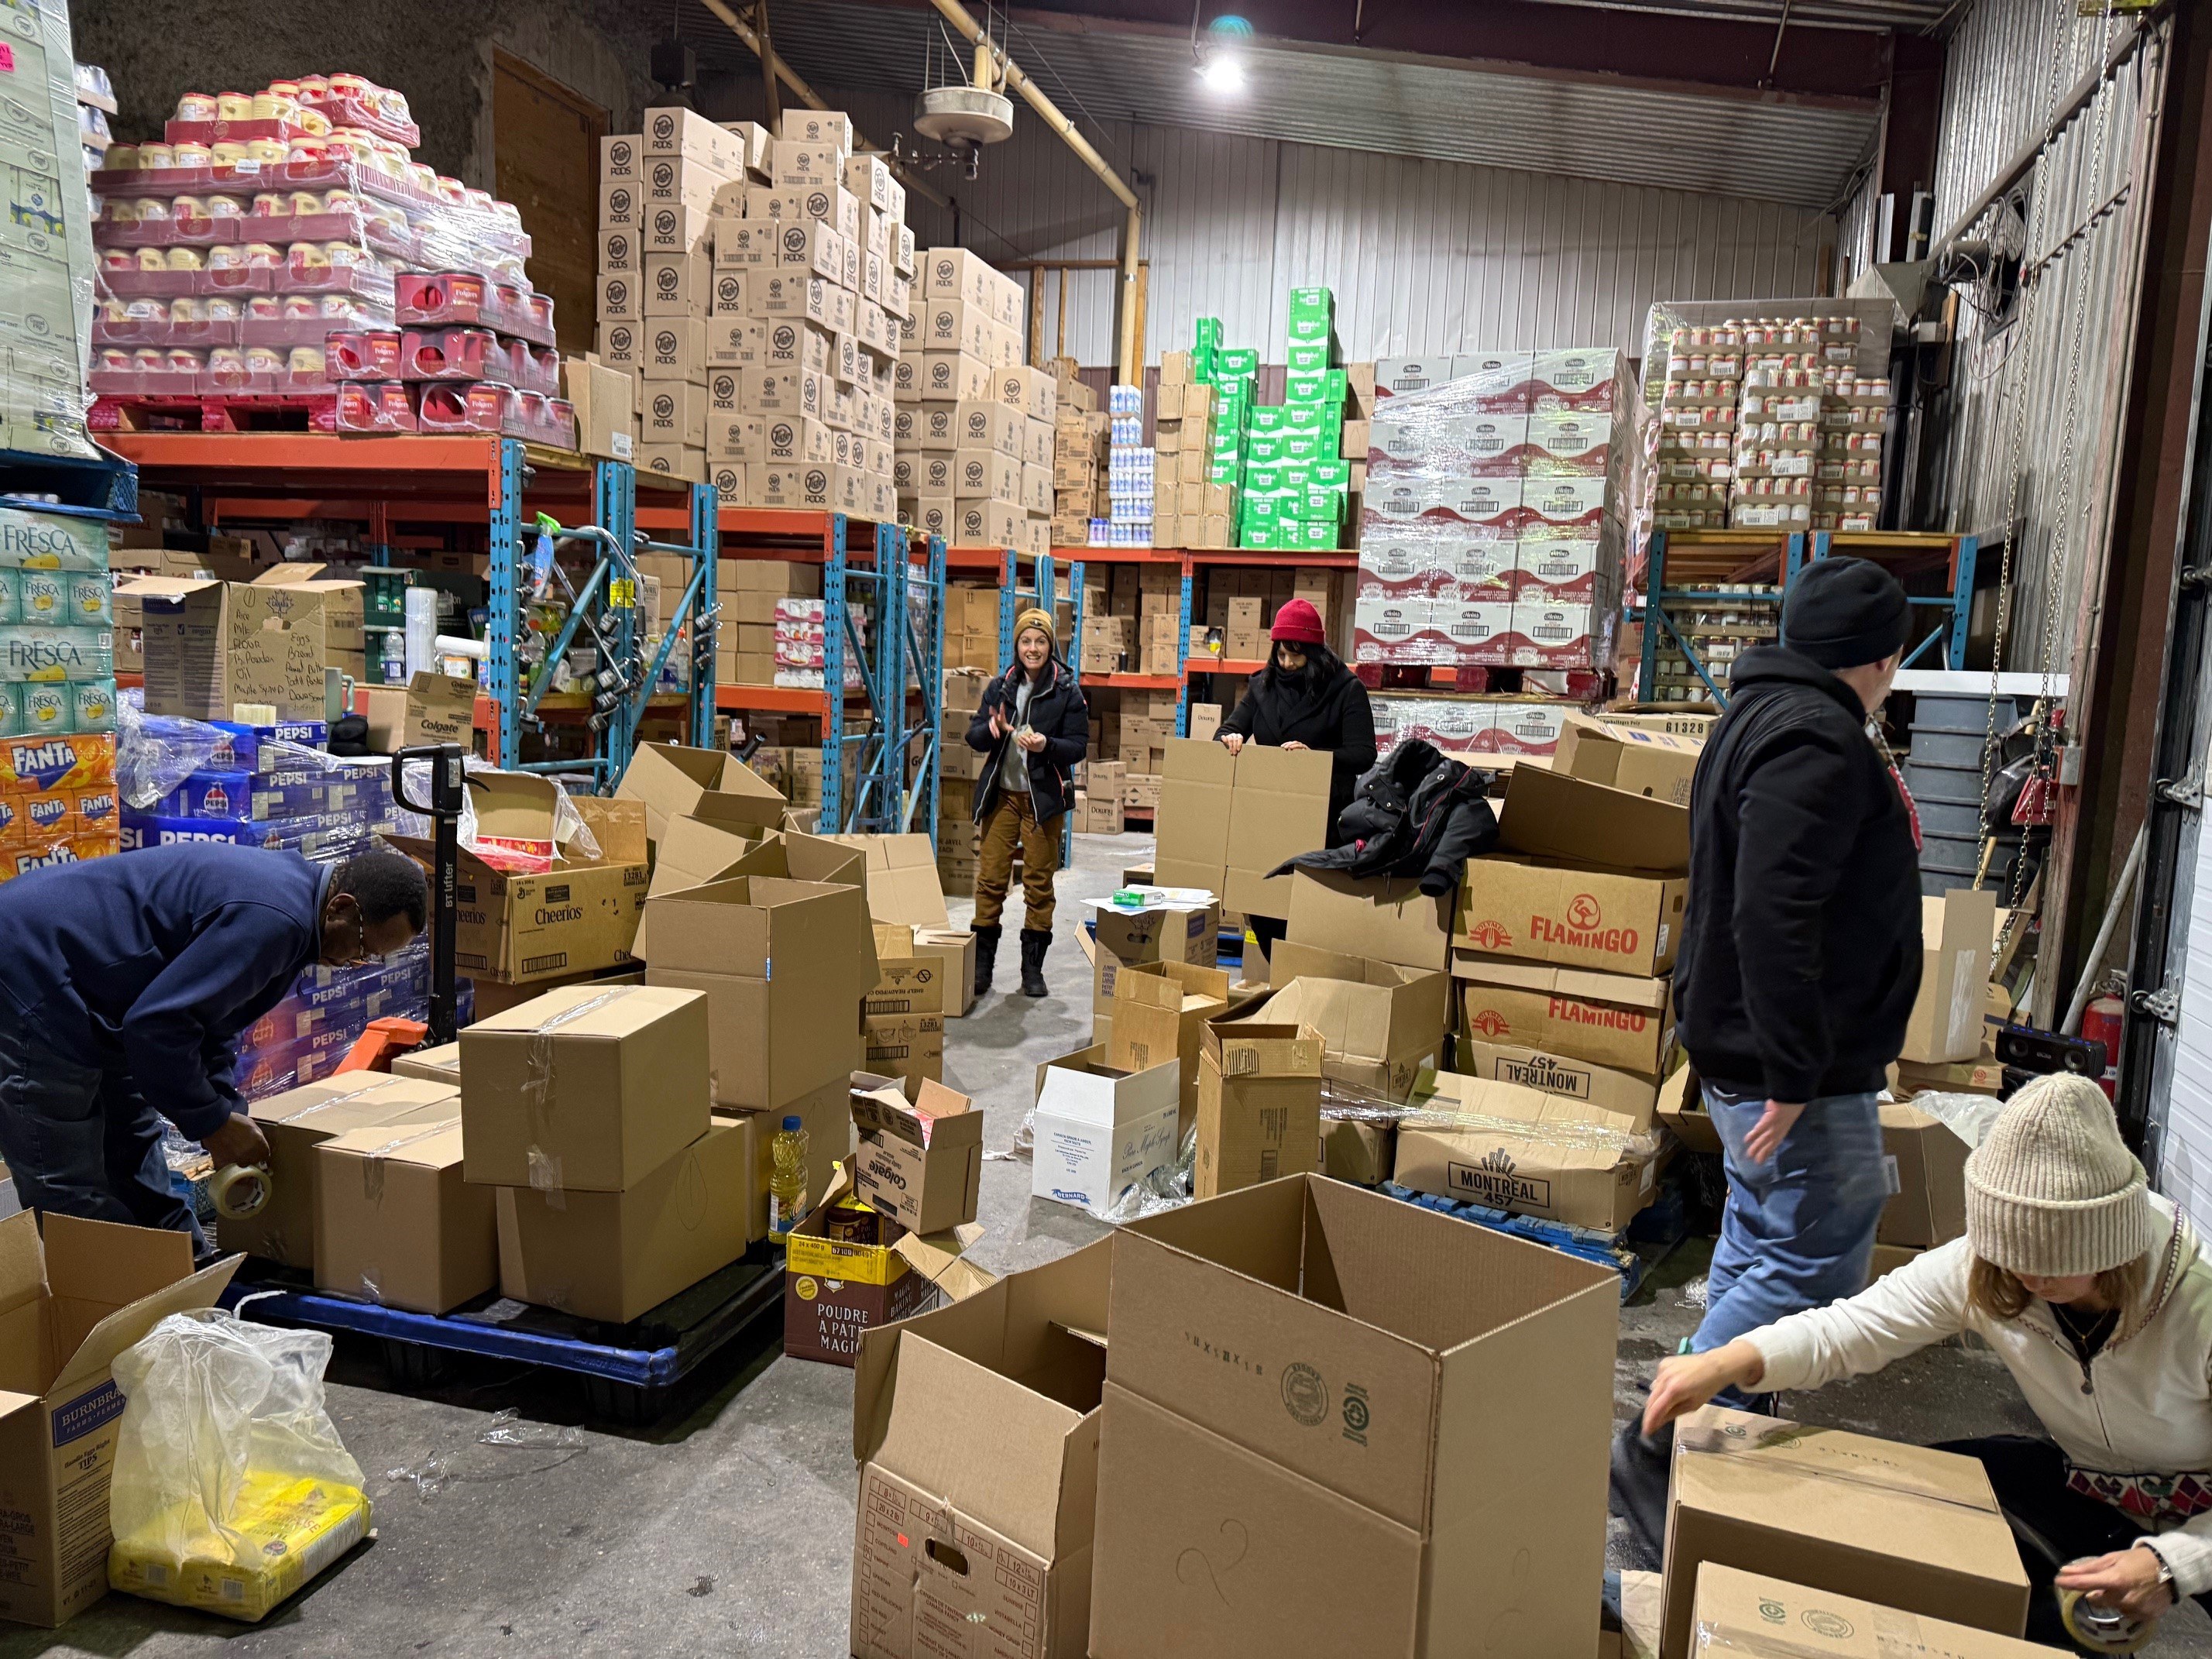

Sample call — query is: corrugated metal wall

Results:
[816,94,1836,366]
[1925,0,2169,672]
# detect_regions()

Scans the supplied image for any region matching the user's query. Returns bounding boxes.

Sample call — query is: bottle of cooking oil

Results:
[768,1115,809,1243]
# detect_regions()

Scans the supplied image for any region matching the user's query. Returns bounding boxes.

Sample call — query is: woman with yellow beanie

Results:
[1636,1073,2212,1649]
[964,608,1089,998]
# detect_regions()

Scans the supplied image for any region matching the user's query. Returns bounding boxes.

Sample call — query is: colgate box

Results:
[1453,954,1675,1077]
[1457,767,1688,977]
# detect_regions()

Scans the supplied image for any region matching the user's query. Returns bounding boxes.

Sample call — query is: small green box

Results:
[1242,493,1283,524]
[1242,524,1280,550]
[1249,407,1287,435]
[1279,430,1325,465]
[1283,403,1340,435]
[1218,347,1260,379]
[1245,432,1286,465]
[1279,461,1314,489]
[1208,457,1241,484]
[1308,459,1352,490]
[1286,286,1334,316]
[1194,317,1223,350]
[1284,314,1334,348]
[1293,517,1339,550]
[1243,463,1283,494]
[1285,342,1332,375]
[1299,485,1339,520]
[1283,372,1328,406]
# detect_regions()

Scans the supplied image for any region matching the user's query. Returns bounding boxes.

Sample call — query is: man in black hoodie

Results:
[1612,558,1922,1559]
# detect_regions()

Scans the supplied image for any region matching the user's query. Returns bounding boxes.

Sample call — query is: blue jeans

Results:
[1690,1086,1889,1394]
[0,1008,204,1248]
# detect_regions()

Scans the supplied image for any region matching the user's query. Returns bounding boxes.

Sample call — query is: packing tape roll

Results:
[211,1163,273,1221]
[2058,1589,2155,1654]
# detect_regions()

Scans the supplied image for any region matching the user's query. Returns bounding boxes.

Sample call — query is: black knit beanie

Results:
[1781,557,1911,668]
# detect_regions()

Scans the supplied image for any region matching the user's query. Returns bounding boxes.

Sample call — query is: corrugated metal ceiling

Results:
[686,0,1882,211]
[1506,0,1953,28]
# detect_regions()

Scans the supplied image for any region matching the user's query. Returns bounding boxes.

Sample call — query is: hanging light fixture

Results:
[1192,9,1254,97]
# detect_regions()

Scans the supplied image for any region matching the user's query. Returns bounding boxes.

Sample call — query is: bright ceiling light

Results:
[1196,51,1245,94]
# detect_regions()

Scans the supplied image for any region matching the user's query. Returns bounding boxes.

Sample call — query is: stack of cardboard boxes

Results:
[1149,356,1235,548]
[891,250,1041,548]
[941,584,1002,673]
[1077,560,1181,682]
[937,668,987,892]
[713,558,822,688]
[1,2,95,464]
[1190,563,1345,663]
[124,564,365,723]
[1088,684,1180,814]
[1048,366,1108,547]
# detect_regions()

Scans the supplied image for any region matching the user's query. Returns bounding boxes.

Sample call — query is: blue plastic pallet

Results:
[1382,1183,1657,1301]
[222,1246,785,1395]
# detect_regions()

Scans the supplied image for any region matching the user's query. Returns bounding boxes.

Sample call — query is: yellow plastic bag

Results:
[106,1310,369,1622]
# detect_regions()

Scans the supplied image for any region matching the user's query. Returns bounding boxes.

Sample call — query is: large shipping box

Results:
[1455,954,1675,1077]
[1194,1016,1324,1197]
[314,1120,497,1314]
[1392,1070,1661,1232]
[1090,1176,1620,1658]
[1032,1046,1180,1218]
[1152,738,1331,920]
[0,1215,237,1627]
[1266,941,1451,1101]
[1690,1564,2056,1659]
[1661,1406,2031,1659]
[1878,1102,1971,1249]
[850,1241,1109,1659]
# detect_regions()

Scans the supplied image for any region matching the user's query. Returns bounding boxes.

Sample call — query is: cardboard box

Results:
[0,1214,236,1627]
[1455,1038,1661,1125]
[862,1011,946,1091]
[637,849,876,1122]
[314,1119,496,1314]
[563,355,638,462]
[389,779,650,985]
[850,1073,984,1235]
[826,830,953,929]
[1283,868,1455,972]
[1903,889,1998,1064]
[784,1170,988,1365]
[1090,892,1221,1038]
[1879,1101,1970,1249]
[1455,955,1674,1077]
[1458,768,1689,976]
[1393,1070,1661,1231]
[495,1115,753,1323]
[1265,942,1451,1101]
[1032,1044,1180,1218]
[1553,713,1702,806]
[1690,1564,2055,1659]
[1194,1016,1324,1197]
[459,984,711,1194]
[1152,738,1331,921]
[1661,1407,2031,1659]
[226,1074,461,1269]
[850,1242,1105,1659]
[617,740,787,849]
[1656,1064,1723,1156]
[913,928,977,1018]
[1091,1176,1620,1659]
[122,575,340,721]
[1316,1115,1396,1184]
[1108,959,1235,1132]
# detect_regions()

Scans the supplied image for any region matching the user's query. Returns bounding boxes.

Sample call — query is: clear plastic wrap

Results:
[88,73,572,447]
[385,1407,586,1499]
[1901,1090,2006,1150]
[107,1308,369,1622]
[0,1,99,461]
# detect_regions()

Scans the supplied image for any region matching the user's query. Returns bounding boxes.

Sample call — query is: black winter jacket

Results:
[967,653,1090,823]
[1271,740,1499,895]
[1217,663,1378,843]
[1674,645,1922,1102]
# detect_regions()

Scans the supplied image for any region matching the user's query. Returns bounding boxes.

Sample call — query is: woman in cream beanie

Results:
[1638,1073,2212,1648]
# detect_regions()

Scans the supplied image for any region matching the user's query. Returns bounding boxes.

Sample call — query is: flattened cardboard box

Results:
[0,1214,238,1628]
[459,983,712,1193]
[1392,1070,1660,1233]
[1454,1037,1661,1128]
[1691,1563,2055,1659]
[1903,888,1997,1064]
[1455,953,1674,1077]
[850,1073,984,1235]
[850,1242,1108,1659]
[1090,1176,1620,1659]
[1660,1407,2030,1659]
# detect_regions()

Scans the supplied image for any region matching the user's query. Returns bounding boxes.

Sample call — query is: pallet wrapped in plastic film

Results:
[106,1309,370,1622]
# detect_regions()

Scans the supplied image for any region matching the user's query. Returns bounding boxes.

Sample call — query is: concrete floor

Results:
[9,831,2210,1657]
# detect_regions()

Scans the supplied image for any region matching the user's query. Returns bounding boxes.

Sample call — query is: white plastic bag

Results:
[107,1309,370,1622]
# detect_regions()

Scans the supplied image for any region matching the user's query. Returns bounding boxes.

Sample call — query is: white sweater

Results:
[1747,1194,2212,1595]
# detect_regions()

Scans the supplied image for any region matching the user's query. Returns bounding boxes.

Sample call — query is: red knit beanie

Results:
[1270,598,1325,644]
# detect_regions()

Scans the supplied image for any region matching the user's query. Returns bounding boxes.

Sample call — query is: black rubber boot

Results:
[1018,928,1052,998]
[1608,1417,1671,1571]
[972,924,1001,997]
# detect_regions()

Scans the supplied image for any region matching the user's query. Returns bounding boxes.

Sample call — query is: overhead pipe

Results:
[695,0,952,210]
[926,0,1146,382]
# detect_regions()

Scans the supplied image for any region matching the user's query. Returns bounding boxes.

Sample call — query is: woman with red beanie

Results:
[1214,598,1376,965]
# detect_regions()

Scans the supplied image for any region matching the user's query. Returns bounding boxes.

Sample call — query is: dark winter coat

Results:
[967,651,1090,823]
[1271,739,1499,895]
[0,842,330,1139]
[1674,644,1923,1102]
[1217,661,1378,842]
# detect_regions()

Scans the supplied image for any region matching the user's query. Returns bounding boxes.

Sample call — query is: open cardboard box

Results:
[825,831,952,929]
[1091,1176,1620,1658]
[1266,940,1451,1102]
[1106,958,1237,1133]
[1032,1045,1180,1218]
[389,774,650,984]
[850,1072,984,1235]
[616,740,788,848]
[1194,1014,1324,1197]
[785,1166,992,1366]
[0,1214,240,1627]
[1458,768,1689,977]
[1553,712,1702,805]
[850,1238,1109,1659]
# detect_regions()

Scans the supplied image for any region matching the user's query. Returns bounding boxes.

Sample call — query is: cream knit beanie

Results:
[1964,1073,2155,1278]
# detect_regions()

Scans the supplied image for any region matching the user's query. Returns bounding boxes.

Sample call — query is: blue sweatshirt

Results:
[0,843,330,1139]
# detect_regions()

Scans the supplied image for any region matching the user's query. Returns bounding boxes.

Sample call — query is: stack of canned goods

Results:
[1647,585,1781,702]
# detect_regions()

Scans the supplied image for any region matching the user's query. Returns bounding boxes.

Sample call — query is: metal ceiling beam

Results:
[694,0,954,208]
[854,0,1893,107]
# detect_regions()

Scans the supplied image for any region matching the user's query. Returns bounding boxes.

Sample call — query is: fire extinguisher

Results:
[2081,993,2125,1103]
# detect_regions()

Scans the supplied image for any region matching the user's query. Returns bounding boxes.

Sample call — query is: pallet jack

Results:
[333,742,466,1071]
